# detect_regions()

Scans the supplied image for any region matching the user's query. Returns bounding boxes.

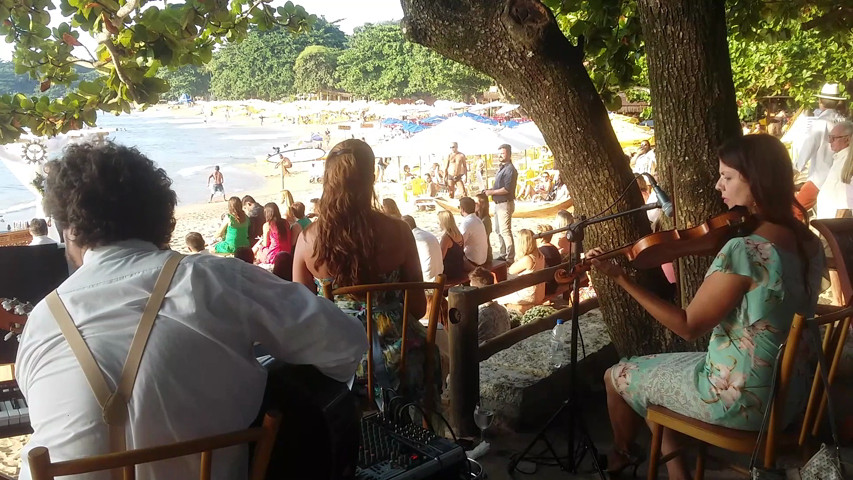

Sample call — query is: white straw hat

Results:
[816,83,846,101]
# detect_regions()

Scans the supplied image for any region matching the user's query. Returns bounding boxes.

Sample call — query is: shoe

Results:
[596,443,646,477]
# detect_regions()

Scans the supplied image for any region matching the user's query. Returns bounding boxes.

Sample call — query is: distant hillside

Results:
[0,61,100,98]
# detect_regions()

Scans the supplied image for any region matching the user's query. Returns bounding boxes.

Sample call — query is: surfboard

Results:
[265,147,326,164]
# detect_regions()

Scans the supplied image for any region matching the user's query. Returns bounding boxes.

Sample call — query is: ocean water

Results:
[0,109,305,227]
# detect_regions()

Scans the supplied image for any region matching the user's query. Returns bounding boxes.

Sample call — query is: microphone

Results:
[643,173,674,217]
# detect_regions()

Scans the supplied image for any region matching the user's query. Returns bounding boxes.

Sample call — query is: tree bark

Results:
[401,0,690,357]
[636,0,742,308]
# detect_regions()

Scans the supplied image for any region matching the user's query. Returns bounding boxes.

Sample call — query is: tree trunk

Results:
[401,0,692,357]
[636,0,742,309]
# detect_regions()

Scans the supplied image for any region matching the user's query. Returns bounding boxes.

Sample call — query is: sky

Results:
[0,0,404,61]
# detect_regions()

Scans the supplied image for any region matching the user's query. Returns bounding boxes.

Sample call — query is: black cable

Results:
[585,173,643,222]
[400,402,435,434]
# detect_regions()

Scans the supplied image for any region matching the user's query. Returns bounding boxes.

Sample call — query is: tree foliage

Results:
[208,19,346,100]
[0,0,318,141]
[160,65,210,101]
[293,45,340,95]
[336,23,491,101]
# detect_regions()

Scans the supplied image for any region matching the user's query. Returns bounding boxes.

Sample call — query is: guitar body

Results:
[257,362,360,480]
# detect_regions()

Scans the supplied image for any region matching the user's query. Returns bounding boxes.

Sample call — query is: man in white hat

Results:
[793,83,847,213]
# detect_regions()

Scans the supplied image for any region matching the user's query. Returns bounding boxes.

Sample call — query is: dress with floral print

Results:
[315,269,441,404]
[610,235,824,430]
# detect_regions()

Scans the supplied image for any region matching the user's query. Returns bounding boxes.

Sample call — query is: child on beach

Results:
[185,232,208,254]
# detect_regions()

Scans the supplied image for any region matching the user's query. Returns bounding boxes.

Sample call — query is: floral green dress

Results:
[315,269,441,404]
[611,235,824,430]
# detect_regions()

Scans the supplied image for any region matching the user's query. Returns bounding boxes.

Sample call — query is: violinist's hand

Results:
[586,247,625,280]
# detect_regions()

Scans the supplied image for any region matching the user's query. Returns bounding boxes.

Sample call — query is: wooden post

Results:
[447,285,480,437]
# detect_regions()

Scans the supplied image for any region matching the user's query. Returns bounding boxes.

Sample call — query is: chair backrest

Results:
[28,411,281,480]
[764,313,806,466]
[811,218,853,305]
[322,275,446,411]
[798,303,853,446]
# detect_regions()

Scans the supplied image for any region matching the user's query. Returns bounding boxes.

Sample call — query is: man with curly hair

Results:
[15,142,367,480]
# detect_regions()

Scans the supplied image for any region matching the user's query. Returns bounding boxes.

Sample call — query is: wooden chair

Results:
[28,410,281,480]
[646,314,806,480]
[800,302,852,447]
[811,218,853,307]
[322,275,446,412]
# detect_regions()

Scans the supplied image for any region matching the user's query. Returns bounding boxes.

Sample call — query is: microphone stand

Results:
[509,201,662,478]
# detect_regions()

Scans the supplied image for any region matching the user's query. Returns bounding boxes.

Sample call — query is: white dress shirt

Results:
[815,147,852,219]
[16,240,366,480]
[28,235,57,246]
[458,213,488,265]
[411,227,444,282]
[632,150,656,175]
[795,109,845,189]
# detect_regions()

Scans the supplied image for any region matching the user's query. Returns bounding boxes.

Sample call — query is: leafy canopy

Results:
[0,0,316,141]
[336,23,490,101]
[293,45,340,95]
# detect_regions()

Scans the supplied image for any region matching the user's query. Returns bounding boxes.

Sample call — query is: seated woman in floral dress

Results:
[293,139,439,404]
[588,134,825,479]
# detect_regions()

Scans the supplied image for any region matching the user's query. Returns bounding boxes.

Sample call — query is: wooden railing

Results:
[445,259,599,436]
[0,230,32,247]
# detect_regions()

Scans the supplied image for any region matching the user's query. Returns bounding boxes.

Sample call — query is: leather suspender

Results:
[45,253,183,463]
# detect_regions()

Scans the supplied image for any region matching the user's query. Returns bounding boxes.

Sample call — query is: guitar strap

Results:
[45,253,183,478]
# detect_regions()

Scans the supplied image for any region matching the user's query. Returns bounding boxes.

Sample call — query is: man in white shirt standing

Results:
[27,218,57,246]
[16,142,367,480]
[815,121,853,219]
[402,215,443,282]
[458,197,488,268]
[794,83,847,212]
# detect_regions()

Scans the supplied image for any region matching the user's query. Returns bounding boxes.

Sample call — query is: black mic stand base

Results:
[506,395,605,478]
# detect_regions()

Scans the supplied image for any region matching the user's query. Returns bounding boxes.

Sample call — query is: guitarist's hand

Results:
[586,247,625,280]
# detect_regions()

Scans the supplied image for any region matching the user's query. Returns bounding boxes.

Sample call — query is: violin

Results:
[555,207,757,284]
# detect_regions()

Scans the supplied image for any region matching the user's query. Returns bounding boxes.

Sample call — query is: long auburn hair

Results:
[717,134,815,292]
[264,202,291,248]
[313,139,379,287]
[227,197,247,224]
[475,193,490,219]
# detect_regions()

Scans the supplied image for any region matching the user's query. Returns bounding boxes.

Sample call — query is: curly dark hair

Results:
[43,141,177,248]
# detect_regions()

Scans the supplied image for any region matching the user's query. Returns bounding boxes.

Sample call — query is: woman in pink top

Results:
[253,202,293,265]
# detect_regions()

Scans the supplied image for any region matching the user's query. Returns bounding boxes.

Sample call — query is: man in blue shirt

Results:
[483,144,518,263]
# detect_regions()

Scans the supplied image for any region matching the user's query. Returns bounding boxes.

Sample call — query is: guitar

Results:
[0,298,30,341]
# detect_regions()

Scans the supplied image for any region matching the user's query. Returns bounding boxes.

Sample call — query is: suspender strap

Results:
[45,253,183,457]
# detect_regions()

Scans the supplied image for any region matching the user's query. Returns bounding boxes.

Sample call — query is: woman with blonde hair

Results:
[437,209,466,279]
[382,198,403,218]
[553,209,574,257]
[497,229,545,310]
[212,196,250,253]
[293,139,436,402]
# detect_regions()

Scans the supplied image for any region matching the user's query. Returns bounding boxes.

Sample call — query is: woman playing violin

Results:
[589,134,825,479]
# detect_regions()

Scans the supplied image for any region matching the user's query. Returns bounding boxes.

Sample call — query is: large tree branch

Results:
[99,33,140,103]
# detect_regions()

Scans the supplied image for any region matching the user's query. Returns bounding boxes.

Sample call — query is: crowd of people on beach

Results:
[8,81,851,480]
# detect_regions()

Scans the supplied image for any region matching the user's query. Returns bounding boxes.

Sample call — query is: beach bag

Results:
[749,330,847,480]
